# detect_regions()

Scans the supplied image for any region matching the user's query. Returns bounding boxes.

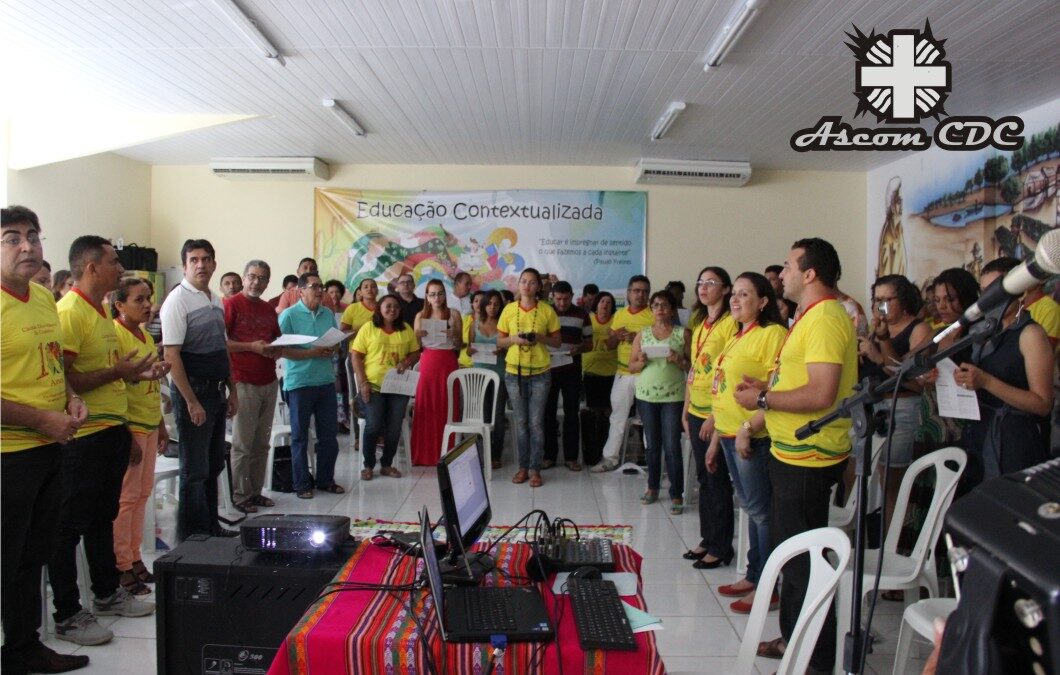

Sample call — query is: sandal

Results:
[235,499,258,514]
[252,495,275,508]
[491,460,502,470]
[757,637,787,660]
[529,470,543,487]
[640,490,658,505]
[565,461,582,472]
[379,466,402,478]
[318,484,345,494]
[119,570,151,596]
[360,468,374,481]
[296,489,314,499]
[541,459,555,469]
[131,560,155,584]
[670,499,684,515]
[512,469,528,484]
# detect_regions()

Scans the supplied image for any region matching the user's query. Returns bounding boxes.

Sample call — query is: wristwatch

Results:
[756,390,769,410]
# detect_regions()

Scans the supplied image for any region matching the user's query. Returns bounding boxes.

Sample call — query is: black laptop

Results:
[419,509,554,643]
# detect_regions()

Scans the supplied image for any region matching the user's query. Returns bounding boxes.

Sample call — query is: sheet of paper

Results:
[270,334,316,347]
[934,358,981,420]
[470,350,498,365]
[622,600,663,633]
[311,328,353,348]
[380,369,420,397]
[551,572,639,597]
[677,308,691,325]
[547,345,573,368]
[642,344,671,359]
[420,318,453,349]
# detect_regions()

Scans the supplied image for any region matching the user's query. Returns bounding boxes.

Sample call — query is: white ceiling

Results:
[3,0,1059,171]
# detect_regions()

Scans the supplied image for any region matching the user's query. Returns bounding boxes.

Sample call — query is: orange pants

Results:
[113,428,158,570]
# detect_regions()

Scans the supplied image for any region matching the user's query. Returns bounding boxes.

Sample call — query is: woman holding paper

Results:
[467,290,509,469]
[350,294,420,479]
[628,290,690,514]
[411,279,463,465]
[497,268,561,487]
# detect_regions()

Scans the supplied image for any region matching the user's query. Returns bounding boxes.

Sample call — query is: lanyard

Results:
[693,312,725,360]
[715,322,758,369]
[772,295,835,368]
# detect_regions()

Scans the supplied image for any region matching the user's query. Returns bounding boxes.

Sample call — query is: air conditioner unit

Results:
[209,157,330,181]
[634,158,751,187]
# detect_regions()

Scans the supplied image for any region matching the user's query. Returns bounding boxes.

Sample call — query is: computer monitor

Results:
[437,434,494,585]
[419,509,449,641]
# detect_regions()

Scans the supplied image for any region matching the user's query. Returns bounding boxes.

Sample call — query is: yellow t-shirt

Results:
[612,307,654,375]
[1028,296,1060,345]
[1,283,67,452]
[458,315,474,368]
[57,290,127,437]
[765,298,856,467]
[687,313,738,419]
[582,314,617,376]
[711,323,788,437]
[341,302,376,340]
[498,301,561,376]
[114,321,162,433]
[351,323,419,390]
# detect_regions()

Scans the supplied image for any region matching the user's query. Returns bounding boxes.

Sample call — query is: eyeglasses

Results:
[650,303,671,310]
[872,295,898,303]
[1,233,44,247]
[427,292,446,298]
[304,283,324,290]
[245,273,269,282]
[696,279,721,288]
[397,279,413,285]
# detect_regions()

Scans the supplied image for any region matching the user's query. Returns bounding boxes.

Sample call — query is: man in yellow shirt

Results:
[1,206,91,673]
[734,238,856,672]
[591,275,653,472]
[51,236,162,646]
[1025,283,1060,348]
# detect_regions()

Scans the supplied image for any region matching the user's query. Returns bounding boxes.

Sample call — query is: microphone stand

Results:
[795,309,1006,674]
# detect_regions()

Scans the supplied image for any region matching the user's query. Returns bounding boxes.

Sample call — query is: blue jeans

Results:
[173,378,228,541]
[505,372,550,470]
[287,383,340,492]
[637,399,684,499]
[719,435,773,583]
[361,391,408,469]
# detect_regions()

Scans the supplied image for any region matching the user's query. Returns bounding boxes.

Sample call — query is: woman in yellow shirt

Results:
[581,291,617,465]
[340,278,380,335]
[709,272,787,611]
[350,295,420,480]
[111,278,171,594]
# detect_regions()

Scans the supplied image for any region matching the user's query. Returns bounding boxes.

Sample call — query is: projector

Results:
[240,514,352,552]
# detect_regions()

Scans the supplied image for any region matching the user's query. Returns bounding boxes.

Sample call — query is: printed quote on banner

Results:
[314,189,646,299]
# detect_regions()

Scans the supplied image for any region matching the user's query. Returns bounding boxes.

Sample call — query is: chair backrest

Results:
[829,434,885,529]
[882,446,967,570]
[445,368,500,426]
[735,527,852,675]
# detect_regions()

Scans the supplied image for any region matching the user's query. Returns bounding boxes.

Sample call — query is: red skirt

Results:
[411,348,460,465]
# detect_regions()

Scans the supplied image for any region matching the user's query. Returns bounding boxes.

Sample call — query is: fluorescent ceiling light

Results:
[650,101,686,141]
[322,99,366,137]
[209,0,286,66]
[703,0,765,70]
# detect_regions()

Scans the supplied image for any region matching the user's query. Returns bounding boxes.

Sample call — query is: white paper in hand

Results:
[642,344,671,359]
[934,358,981,420]
[470,350,498,366]
[381,369,419,397]
[421,318,453,349]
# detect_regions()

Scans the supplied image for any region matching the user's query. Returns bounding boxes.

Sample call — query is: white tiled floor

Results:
[44,439,928,674]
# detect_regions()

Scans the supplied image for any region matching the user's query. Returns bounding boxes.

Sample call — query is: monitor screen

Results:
[437,434,491,552]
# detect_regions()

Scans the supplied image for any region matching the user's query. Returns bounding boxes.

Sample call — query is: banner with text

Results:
[314,189,646,299]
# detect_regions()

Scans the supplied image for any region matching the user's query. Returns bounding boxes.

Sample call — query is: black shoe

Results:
[210,526,240,538]
[692,553,733,569]
[23,644,90,673]
[682,548,706,561]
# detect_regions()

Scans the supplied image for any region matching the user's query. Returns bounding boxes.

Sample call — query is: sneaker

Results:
[54,610,113,646]
[22,643,90,672]
[92,587,155,618]
[590,458,617,473]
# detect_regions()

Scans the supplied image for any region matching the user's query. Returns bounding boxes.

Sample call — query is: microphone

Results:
[934,228,1060,344]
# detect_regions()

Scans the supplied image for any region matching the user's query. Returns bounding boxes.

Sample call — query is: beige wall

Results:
[151,164,867,303]
[6,153,151,272]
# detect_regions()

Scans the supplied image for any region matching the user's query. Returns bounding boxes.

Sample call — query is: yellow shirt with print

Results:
[498,302,561,376]
[458,315,474,368]
[342,302,376,345]
[612,307,654,375]
[351,323,419,390]
[114,321,162,433]
[1,283,67,452]
[765,299,856,467]
[1028,295,1060,346]
[582,314,617,376]
[57,290,128,437]
[712,323,787,437]
[687,313,738,419]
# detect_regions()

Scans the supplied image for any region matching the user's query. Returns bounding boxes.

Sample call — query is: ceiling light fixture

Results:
[703,0,766,71]
[209,0,286,67]
[650,101,686,141]
[322,99,366,137]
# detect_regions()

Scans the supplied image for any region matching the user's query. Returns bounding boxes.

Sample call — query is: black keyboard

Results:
[544,538,616,572]
[463,588,516,631]
[567,579,637,651]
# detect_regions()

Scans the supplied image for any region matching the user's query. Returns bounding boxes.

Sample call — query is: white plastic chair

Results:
[893,598,957,674]
[735,527,852,675]
[828,434,885,531]
[142,455,181,554]
[835,446,967,672]
[735,501,751,576]
[616,414,645,474]
[441,368,500,482]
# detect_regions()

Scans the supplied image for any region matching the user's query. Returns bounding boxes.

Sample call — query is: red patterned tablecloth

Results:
[267,539,666,675]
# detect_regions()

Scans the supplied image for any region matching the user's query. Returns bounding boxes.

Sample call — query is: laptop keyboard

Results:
[463,588,517,631]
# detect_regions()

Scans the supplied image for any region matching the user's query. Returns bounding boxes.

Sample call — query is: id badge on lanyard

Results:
[711,367,724,396]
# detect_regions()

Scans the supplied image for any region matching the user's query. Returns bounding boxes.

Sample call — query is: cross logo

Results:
[847,21,951,124]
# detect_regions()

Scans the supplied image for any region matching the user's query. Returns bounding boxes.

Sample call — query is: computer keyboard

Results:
[463,588,516,631]
[566,578,637,651]
[543,538,616,572]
